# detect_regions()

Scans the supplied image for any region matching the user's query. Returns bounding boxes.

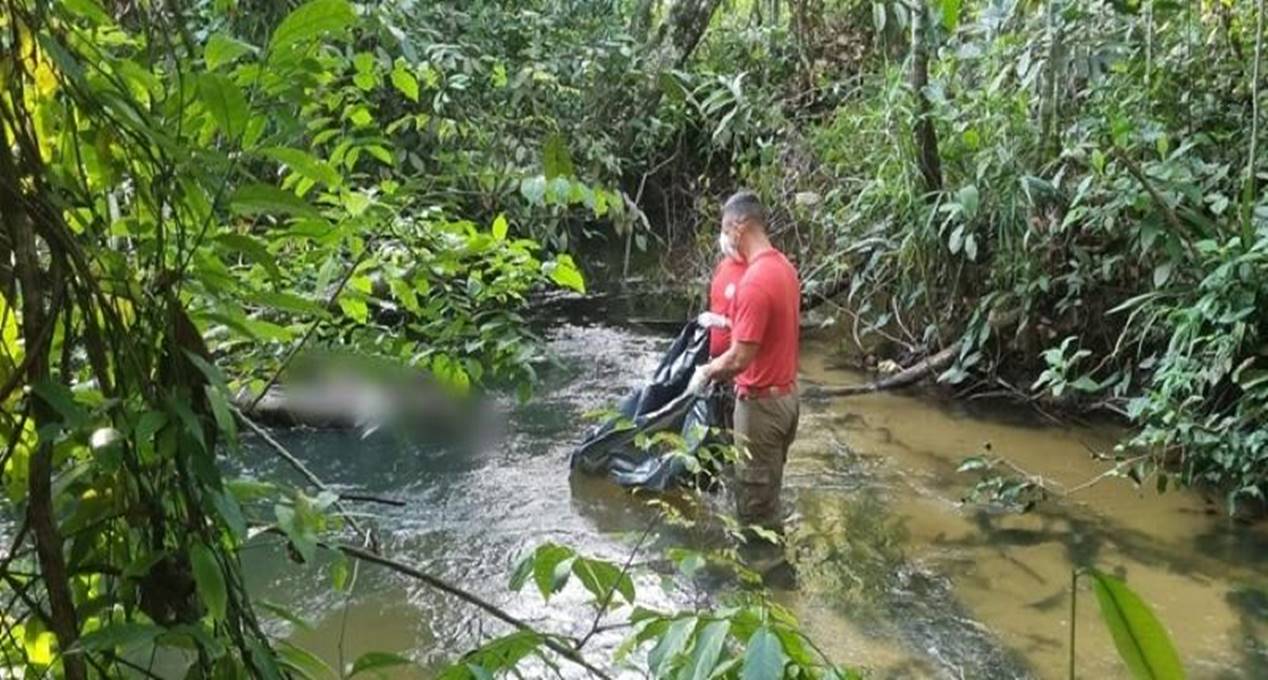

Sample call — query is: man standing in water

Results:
[691,191,801,570]
[696,222,747,432]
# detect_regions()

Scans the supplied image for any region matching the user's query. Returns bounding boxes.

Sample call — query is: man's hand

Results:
[687,365,712,397]
[696,311,730,329]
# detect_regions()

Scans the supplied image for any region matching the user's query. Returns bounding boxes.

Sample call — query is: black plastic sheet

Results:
[569,321,730,490]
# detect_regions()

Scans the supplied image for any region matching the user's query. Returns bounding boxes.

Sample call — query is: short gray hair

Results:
[722,191,767,228]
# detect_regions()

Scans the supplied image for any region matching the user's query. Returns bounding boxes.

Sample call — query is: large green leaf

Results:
[230,183,322,218]
[190,542,228,622]
[1088,570,1185,680]
[215,232,281,280]
[73,623,165,653]
[198,73,248,140]
[543,133,574,179]
[205,33,257,71]
[391,64,420,102]
[349,651,413,678]
[741,627,786,680]
[531,543,575,600]
[546,254,585,293]
[941,0,962,31]
[572,555,635,605]
[276,641,336,679]
[648,616,696,676]
[261,147,342,188]
[269,0,357,52]
[680,620,730,680]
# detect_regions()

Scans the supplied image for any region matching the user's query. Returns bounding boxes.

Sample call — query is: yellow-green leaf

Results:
[198,73,248,139]
[261,147,341,188]
[391,65,419,102]
[547,254,585,293]
[269,0,357,52]
[1088,569,1186,680]
[205,33,257,71]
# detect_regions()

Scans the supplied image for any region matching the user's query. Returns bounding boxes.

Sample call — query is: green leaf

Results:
[198,73,249,140]
[531,543,575,600]
[205,33,257,70]
[491,214,508,241]
[680,619,730,680]
[648,616,696,676]
[520,175,547,204]
[269,0,357,52]
[941,0,962,31]
[742,627,786,680]
[216,232,281,280]
[509,552,533,591]
[190,542,228,621]
[1088,569,1185,680]
[246,289,327,317]
[230,183,321,218]
[257,600,315,632]
[261,147,342,188]
[543,133,574,180]
[391,65,420,102]
[277,641,336,680]
[957,184,979,219]
[74,623,165,653]
[546,254,585,293]
[572,556,635,605]
[349,651,413,678]
[63,0,111,24]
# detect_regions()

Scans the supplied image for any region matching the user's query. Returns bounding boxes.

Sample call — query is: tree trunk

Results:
[0,145,85,679]
[910,1,944,196]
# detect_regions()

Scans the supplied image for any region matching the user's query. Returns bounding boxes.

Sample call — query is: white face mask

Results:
[718,231,740,261]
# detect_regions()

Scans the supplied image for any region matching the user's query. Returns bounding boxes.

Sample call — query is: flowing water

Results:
[239,305,1268,679]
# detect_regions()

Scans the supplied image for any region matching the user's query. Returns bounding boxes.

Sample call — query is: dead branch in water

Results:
[805,309,1022,398]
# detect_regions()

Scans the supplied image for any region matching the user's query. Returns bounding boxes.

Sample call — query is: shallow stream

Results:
[240,306,1268,679]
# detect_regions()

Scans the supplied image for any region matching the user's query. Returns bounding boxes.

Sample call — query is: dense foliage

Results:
[655,0,1268,508]
[0,0,1254,677]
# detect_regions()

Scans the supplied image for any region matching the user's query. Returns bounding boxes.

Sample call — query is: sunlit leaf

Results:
[205,33,257,70]
[261,147,342,188]
[198,73,249,140]
[269,0,357,52]
[546,254,585,293]
[391,64,420,102]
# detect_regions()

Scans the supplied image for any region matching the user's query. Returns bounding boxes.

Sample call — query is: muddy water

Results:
[241,320,1268,679]
[791,336,1268,679]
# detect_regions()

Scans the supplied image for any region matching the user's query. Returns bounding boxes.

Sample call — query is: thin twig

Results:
[333,542,616,680]
[246,249,369,413]
[576,517,660,651]
[234,408,375,548]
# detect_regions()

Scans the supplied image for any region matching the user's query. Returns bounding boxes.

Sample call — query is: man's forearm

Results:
[704,342,755,383]
[705,352,741,383]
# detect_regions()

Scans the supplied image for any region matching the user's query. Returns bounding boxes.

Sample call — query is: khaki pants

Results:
[732,392,799,534]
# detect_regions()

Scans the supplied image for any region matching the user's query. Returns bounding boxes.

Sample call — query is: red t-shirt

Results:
[708,258,747,357]
[731,249,800,390]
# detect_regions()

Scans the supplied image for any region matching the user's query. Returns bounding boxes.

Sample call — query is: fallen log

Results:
[804,344,959,397]
[804,308,1021,398]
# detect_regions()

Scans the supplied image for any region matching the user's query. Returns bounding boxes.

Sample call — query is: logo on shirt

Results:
[724,283,736,300]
